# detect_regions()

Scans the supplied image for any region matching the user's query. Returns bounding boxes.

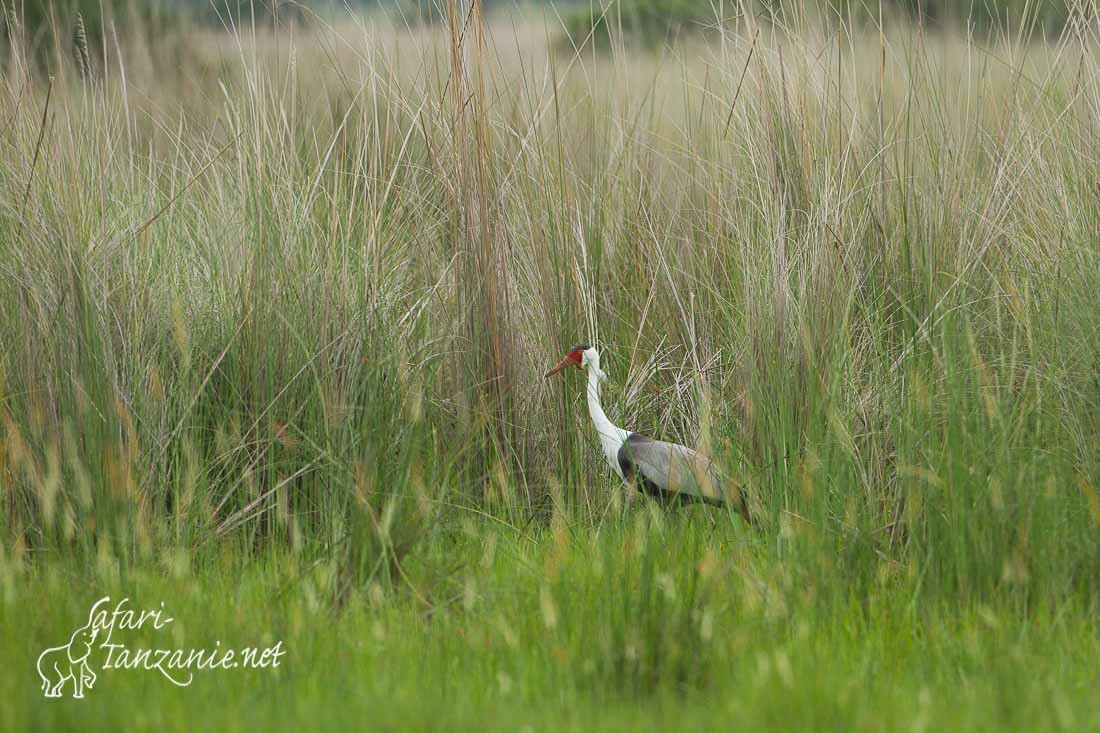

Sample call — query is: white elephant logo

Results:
[37,620,99,699]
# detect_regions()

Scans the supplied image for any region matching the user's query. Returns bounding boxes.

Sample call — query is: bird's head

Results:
[545,343,605,382]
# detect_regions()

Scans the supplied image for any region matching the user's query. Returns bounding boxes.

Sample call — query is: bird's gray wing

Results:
[617,434,726,504]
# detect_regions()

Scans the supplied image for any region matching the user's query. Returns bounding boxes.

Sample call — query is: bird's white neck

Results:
[586,364,629,479]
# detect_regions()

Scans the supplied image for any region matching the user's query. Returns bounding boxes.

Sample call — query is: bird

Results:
[545,343,751,523]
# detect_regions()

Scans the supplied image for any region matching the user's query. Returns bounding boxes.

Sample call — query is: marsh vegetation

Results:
[2,1,1099,729]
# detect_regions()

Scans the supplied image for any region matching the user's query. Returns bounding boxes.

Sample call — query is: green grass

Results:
[4,517,1100,731]
[2,4,1100,729]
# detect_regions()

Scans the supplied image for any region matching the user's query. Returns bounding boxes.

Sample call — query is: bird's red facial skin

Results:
[544,349,584,378]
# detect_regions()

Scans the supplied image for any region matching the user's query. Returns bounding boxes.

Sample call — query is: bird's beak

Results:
[544,357,575,378]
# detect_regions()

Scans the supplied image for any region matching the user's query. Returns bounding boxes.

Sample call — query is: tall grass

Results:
[1,2,1099,615]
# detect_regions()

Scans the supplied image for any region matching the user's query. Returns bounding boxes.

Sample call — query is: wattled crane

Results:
[546,343,750,523]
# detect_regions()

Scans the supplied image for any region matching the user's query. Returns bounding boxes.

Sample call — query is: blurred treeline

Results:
[2,0,1084,50]
[562,0,1079,46]
[0,1,289,71]
[0,1,358,75]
